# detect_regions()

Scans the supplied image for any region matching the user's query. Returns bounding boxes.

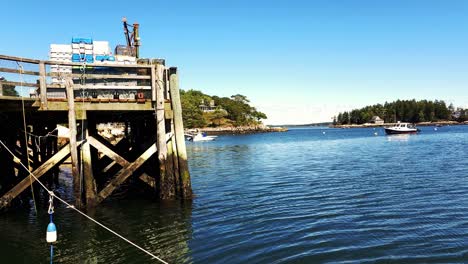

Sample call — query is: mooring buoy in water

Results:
[322,131,326,135]
[374,132,378,136]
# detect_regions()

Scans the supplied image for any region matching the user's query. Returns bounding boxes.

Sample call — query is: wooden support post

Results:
[0,143,79,209]
[97,143,157,203]
[82,119,97,206]
[39,62,47,110]
[165,68,170,99]
[166,130,177,196]
[0,81,3,96]
[169,67,192,199]
[156,63,171,199]
[66,78,81,207]
[151,65,157,102]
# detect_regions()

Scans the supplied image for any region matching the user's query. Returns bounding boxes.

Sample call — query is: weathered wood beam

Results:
[83,122,97,206]
[87,136,155,188]
[97,143,157,203]
[151,65,157,101]
[47,84,151,90]
[169,67,192,199]
[0,143,80,209]
[139,173,156,188]
[102,160,117,173]
[166,129,177,196]
[39,62,47,110]
[66,78,81,207]
[0,81,37,88]
[39,101,154,111]
[87,136,130,166]
[48,72,151,79]
[156,63,171,199]
[0,67,40,76]
[0,54,40,64]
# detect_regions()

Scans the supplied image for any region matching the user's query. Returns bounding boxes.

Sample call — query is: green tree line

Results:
[334,99,468,125]
[0,77,19,96]
[180,89,267,128]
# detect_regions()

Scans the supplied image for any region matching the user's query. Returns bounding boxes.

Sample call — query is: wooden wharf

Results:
[0,54,192,209]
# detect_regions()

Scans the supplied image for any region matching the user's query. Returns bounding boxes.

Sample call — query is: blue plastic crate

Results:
[95,55,116,62]
[71,37,93,44]
[72,54,94,63]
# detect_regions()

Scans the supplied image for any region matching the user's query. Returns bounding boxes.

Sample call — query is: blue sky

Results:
[3,0,468,124]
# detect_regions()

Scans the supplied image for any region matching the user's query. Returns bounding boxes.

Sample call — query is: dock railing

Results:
[0,54,167,110]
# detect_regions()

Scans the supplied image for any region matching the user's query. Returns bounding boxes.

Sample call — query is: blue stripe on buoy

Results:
[47,223,56,232]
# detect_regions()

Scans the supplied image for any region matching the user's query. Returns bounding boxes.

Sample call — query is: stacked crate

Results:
[49,44,72,93]
[71,38,94,63]
[93,41,116,65]
[47,38,143,99]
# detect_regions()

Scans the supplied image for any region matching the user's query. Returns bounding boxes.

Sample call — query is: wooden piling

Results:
[82,120,97,206]
[38,62,47,110]
[155,63,172,199]
[66,79,81,207]
[169,67,192,199]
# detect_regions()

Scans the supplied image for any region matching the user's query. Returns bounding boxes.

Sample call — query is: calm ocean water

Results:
[1,125,468,263]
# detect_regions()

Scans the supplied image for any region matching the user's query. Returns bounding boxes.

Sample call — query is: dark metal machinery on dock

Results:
[0,54,192,209]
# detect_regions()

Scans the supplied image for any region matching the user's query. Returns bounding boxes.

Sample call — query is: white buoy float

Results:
[46,194,57,243]
[46,221,57,243]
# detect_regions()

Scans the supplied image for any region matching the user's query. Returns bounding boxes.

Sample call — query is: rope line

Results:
[0,140,168,264]
[21,127,59,139]
[50,244,54,264]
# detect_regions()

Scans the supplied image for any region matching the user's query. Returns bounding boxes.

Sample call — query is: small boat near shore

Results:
[186,132,217,142]
[384,122,420,135]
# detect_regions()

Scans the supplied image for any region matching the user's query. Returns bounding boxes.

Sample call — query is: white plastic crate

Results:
[93,41,110,54]
[50,44,72,53]
[72,48,93,55]
[50,57,72,62]
[50,51,72,56]
[72,43,93,50]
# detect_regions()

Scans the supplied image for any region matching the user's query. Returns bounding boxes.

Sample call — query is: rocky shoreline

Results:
[187,125,288,135]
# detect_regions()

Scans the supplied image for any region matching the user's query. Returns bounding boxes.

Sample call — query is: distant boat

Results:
[186,132,217,142]
[384,122,420,135]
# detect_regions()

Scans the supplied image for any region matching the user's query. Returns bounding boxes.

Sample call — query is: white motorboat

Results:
[186,132,217,142]
[384,122,420,135]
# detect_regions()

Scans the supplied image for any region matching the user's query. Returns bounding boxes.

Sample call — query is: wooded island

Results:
[180,89,267,129]
[334,99,468,125]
